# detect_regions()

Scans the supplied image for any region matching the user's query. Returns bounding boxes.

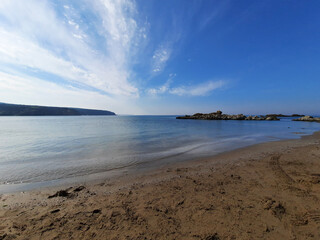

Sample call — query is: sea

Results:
[0,115,319,193]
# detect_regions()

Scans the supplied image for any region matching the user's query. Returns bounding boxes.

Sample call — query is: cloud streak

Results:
[170,80,225,96]
[0,0,143,97]
[147,79,225,97]
[0,70,144,114]
[147,79,171,96]
[152,46,172,73]
[0,1,232,114]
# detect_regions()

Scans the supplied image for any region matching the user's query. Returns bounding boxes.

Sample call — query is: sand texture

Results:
[1,132,320,239]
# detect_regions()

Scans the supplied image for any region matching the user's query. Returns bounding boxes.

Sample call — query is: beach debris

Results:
[176,199,185,207]
[50,209,60,214]
[73,186,85,192]
[272,203,286,219]
[48,189,73,199]
[0,234,7,240]
[311,174,320,184]
[92,209,101,214]
[205,233,220,240]
[263,198,286,219]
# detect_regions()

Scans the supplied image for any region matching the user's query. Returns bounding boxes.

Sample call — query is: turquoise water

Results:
[0,115,319,193]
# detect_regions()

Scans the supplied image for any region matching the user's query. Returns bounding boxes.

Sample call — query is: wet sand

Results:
[1,132,320,239]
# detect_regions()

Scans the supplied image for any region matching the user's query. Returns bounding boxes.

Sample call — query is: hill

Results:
[0,103,116,116]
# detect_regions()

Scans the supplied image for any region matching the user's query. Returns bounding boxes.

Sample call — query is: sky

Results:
[0,0,319,115]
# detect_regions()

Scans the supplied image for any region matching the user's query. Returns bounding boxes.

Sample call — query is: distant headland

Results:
[0,102,116,116]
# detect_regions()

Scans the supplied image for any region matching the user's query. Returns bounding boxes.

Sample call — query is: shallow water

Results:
[0,115,319,193]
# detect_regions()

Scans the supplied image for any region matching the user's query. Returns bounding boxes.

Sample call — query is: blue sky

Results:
[0,0,319,115]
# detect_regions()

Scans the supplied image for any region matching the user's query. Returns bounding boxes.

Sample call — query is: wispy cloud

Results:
[147,80,171,96]
[151,45,172,73]
[146,73,175,96]
[198,1,230,31]
[0,70,144,114]
[147,78,225,97]
[0,0,144,97]
[0,1,232,113]
[170,80,225,96]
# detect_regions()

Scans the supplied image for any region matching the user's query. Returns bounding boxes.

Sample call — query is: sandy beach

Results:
[1,131,320,240]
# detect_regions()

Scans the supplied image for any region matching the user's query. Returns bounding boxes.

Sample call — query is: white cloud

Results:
[170,80,225,96]
[146,73,176,96]
[147,79,171,96]
[94,0,138,55]
[152,46,172,73]
[147,78,225,97]
[0,0,230,114]
[0,70,144,114]
[0,29,89,84]
[198,0,230,31]
[0,0,142,97]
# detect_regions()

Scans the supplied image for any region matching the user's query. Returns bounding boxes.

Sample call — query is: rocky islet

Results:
[176,111,279,121]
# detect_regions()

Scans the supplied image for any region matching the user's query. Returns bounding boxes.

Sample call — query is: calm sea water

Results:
[0,115,319,193]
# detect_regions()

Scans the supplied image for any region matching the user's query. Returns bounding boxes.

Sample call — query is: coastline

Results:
[1,131,320,239]
[1,115,319,194]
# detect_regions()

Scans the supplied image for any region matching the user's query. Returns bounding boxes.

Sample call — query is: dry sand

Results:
[1,132,320,239]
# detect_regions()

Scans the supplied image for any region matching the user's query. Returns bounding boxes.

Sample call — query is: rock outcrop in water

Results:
[292,116,320,122]
[176,111,279,121]
[266,114,305,118]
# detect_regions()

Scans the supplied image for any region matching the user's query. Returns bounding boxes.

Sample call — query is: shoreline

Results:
[1,128,318,195]
[1,131,320,239]
[1,130,319,196]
